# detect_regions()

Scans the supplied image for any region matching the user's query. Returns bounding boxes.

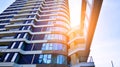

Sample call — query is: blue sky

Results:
[90,0,120,67]
[0,0,120,67]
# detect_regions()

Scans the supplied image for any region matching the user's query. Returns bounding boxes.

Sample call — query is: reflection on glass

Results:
[57,55,65,64]
[41,43,66,51]
[38,54,51,64]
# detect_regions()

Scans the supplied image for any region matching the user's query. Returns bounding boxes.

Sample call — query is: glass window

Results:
[0,25,4,29]
[49,43,53,50]
[58,44,62,50]
[44,34,66,41]
[46,54,51,63]
[39,54,52,64]
[33,54,67,64]
[38,55,43,63]
[57,55,63,64]
[53,44,57,50]
[41,43,65,51]
[46,43,49,50]
[17,55,33,64]
[41,43,46,50]
[48,34,51,39]
[57,55,67,64]
[43,54,47,63]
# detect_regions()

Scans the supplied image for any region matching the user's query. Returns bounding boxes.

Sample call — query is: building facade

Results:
[0,0,103,67]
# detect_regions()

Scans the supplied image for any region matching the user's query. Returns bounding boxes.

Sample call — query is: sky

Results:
[0,0,120,67]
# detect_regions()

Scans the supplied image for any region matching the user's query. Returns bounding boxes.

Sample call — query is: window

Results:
[38,54,43,63]
[47,27,68,33]
[31,54,67,64]
[44,34,66,41]
[17,54,33,64]
[57,55,66,64]
[41,43,66,51]
[0,25,4,28]
[38,54,51,64]
[0,20,10,23]
[43,54,51,63]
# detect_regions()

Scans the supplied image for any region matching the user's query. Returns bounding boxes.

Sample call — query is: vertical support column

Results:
[86,0,103,50]
[80,0,87,36]
[70,54,78,65]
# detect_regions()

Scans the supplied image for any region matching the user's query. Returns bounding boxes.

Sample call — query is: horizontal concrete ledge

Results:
[0,38,68,46]
[0,62,68,67]
[0,30,67,37]
[0,62,36,67]
[0,49,67,55]
[5,23,54,28]
[0,38,47,43]
[0,30,51,35]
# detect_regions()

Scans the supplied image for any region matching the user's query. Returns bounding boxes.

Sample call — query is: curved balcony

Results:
[43,2,67,8]
[22,43,67,51]
[68,44,86,56]
[56,16,69,24]
[41,5,68,13]
[68,36,85,44]
[44,0,65,4]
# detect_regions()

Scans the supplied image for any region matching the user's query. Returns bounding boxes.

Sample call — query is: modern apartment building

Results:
[0,0,103,67]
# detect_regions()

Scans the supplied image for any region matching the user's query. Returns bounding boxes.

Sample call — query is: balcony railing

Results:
[68,44,86,56]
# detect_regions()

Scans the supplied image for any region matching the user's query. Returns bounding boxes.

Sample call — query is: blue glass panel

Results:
[13,41,20,48]
[57,55,66,64]
[33,43,42,50]
[7,42,13,49]
[24,26,29,30]
[26,34,32,40]
[33,54,39,64]
[23,43,32,51]
[38,54,43,63]
[14,33,19,38]
[33,34,45,40]
[0,25,4,28]
[6,53,15,62]
[18,54,33,64]
[0,20,10,23]
[42,54,51,64]
[46,54,51,64]
[19,33,25,38]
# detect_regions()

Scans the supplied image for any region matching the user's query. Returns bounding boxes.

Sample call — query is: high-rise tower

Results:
[0,0,70,67]
[0,0,103,67]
